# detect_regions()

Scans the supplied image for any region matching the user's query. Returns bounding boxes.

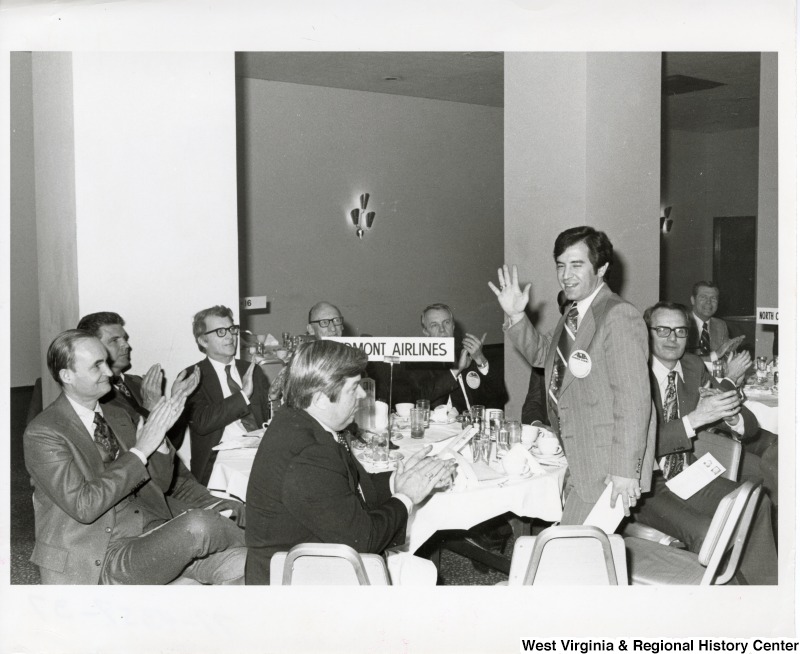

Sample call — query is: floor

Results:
[9,386,512,586]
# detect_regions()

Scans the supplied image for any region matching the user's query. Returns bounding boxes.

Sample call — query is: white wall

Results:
[236,79,504,344]
[28,52,240,404]
[504,52,661,419]
[10,53,41,387]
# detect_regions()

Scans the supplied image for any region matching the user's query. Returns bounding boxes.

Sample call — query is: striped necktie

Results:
[113,378,148,418]
[661,370,686,479]
[699,322,711,355]
[548,302,578,419]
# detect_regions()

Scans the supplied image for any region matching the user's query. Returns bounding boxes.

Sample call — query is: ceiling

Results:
[236,52,504,108]
[236,51,761,131]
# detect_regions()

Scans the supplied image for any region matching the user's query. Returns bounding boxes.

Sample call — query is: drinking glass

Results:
[470,405,485,433]
[756,356,768,382]
[410,408,426,439]
[371,432,389,465]
[486,409,504,438]
[505,420,522,447]
[472,436,491,465]
[496,427,510,457]
[415,399,431,427]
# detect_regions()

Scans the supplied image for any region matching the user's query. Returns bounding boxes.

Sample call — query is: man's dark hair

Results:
[283,340,368,409]
[76,311,125,337]
[553,226,613,274]
[192,305,234,352]
[691,281,719,297]
[46,329,96,385]
[643,301,692,329]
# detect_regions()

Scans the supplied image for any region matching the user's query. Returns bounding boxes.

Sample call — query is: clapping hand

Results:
[171,365,201,402]
[689,385,742,429]
[488,264,530,320]
[140,364,165,410]
[134,395,187,457]
[241,362,256,398]
[725,350,752,386]
[394,446,459,505]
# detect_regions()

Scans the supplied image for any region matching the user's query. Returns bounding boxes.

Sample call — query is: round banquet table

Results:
[206,420,567,553]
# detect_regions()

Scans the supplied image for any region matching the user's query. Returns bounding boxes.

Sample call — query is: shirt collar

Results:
[651,357,684,387]
[207,355,236,374]
[306,411,342,442]
[65,394,103,422]
[692,312,707,330]
[572,282,605,326]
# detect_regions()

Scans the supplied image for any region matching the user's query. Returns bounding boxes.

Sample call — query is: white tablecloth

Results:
[744,397,779,434]
[207,422,567,553]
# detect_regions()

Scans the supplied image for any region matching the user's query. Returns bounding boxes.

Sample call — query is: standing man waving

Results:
[489,226,655,523]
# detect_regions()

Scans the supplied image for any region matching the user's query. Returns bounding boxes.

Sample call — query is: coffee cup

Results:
[520,424,539,448]
[396,403,414,418]
[537,436,561,455]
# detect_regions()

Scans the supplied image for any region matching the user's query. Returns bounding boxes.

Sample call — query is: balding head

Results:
[307,302,344,338]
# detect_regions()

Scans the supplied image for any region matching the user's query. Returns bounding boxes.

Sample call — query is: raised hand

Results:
[134,396,186,457]
[725,350,752,386]
[716,334,746,359]
[171,366,201,402]
[688,388,742,430]
[241,362,256,398]
[488,264,531,320]
[462,333,488,367]
[140,364,164,410]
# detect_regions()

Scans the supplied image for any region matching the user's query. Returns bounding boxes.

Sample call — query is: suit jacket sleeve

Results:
[603,302,653,479]
[24,423,151,524]
[521,367,548,424]
[505,318,552,369]
[281,442,407,554]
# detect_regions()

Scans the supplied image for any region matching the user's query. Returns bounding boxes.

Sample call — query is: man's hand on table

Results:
[394,445,458,505]
[605,474,641,517]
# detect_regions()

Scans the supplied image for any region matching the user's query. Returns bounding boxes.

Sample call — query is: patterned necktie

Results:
[113,378,148,418]
[548,303,579,420]
[699,322,711,355]
[225,365,260,432]
[93,412,120,463]
[661,370,686,480]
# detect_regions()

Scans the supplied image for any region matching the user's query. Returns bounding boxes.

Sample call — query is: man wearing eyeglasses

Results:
[633,301,776,584]
[184,305,272,486]
[307,302,345,339]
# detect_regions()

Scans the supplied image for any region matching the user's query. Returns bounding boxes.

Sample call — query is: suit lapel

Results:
[545,312,569,390]
[558,285,608,396]
[200,357,225,401]
[54,394,107,471]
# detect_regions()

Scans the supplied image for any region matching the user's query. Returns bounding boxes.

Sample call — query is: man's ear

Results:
[306,324,315,336]
[59,368,72,385]
[597,262,609,279]
[197,335,208,352]
[309,390,331,411]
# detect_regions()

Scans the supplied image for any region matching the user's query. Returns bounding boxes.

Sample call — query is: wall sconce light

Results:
[660,206,673,234]
[349,193,376,239]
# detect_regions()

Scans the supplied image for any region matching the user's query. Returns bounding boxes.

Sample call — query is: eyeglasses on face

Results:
[204,324,240,337]
[650,326,689,338]
[309,317,344,328]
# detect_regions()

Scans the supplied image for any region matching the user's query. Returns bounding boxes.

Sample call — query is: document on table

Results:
[583,482,625,534]
[666,452,725,500]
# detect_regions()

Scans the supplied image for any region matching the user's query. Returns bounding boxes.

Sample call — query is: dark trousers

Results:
[635,473,777,585]
[101,509,246,585]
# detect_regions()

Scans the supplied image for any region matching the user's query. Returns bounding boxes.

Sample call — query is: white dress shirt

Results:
[692,313,718,360]
[572,282,605,329]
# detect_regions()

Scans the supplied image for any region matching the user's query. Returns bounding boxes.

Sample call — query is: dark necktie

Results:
[113,378,148,418]
[337,433,365,505]
[661,370,686,480]
[93,411,120,463]
[548,303,579,422]
[225,365,260,432]
[699,322,711,355]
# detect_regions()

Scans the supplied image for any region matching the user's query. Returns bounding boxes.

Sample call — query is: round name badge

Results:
[568,350,592,378]
[466,370,481,389]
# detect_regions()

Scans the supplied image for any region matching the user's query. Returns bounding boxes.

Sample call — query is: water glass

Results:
[496,427,510,457]
[472,435,491,464]
[756,356,768,381]
[371,432,389,465]
[505,420,522,446]
[470,405,485,433]
[410,408,426,439]
[415,399,431,427]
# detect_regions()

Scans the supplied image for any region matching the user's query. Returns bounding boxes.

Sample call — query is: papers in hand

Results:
[212,436,262,451]
[583,482,625,534]
[665,452,725,500]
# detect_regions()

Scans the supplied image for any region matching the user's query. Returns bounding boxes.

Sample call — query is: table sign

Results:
[325,336,454,362]
[756,307,779,325]
[240,296,268,310]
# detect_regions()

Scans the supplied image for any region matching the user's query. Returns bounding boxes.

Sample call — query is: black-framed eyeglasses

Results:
[650,326,689,338]
[309,317,344,328]
[204,325,240,337]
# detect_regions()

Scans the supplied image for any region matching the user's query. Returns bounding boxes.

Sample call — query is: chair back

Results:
[694,430,741,481]
[508,526,627,585]
[697,481,760,585]
[270,543,390,585]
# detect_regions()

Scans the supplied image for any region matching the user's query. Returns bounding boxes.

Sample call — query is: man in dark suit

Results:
[184,305,272,486]
[403,303,507,413]
[24,330,246,584]
[245,340,457,584]
[490,226,656,523]
[688,281,739,361]
[634,301,777,584]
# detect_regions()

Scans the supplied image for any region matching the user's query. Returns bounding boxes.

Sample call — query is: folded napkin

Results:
[430,405,458,424]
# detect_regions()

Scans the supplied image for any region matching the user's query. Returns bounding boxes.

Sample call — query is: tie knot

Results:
[225,364,232,374]
[93,411,103,425]
[668,370,676,382]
